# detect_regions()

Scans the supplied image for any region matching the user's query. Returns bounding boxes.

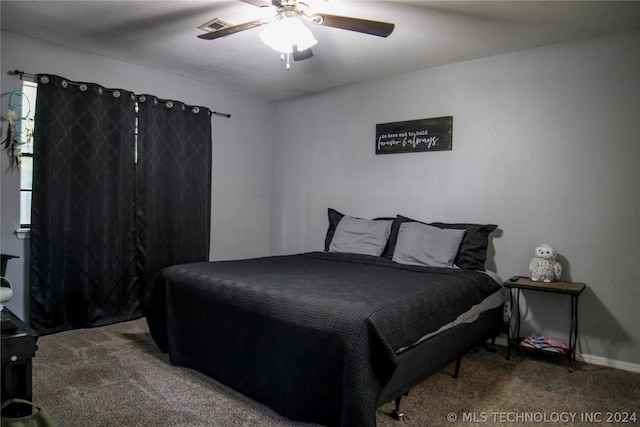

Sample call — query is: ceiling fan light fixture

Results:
[259,13,317,54]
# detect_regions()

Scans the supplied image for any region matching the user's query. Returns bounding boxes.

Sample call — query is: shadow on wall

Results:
[484,228,503,273]
[556,253,572,281]
[578,287,633,360]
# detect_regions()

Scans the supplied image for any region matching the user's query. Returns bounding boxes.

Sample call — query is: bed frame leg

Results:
[391,392,408,421]
[484,336,498,353]
[453,357,462,378]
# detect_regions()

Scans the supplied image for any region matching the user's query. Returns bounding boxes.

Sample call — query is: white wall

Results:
[1,31,274,319]
[271,29,640,367]
[3,27,639,369]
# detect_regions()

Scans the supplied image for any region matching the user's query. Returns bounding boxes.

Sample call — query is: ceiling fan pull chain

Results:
[280,52,291,70]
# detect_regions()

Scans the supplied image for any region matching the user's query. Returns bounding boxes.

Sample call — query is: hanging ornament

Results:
[2,89,32,169]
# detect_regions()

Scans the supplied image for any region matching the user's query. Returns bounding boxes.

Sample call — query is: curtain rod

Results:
[10,70,231,119]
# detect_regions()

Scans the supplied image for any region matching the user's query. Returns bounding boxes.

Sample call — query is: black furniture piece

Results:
[504,277,585,372]
[1,308,38,417]
[1,254,19,305]
[1,254,19,276]
[147,252,504,426]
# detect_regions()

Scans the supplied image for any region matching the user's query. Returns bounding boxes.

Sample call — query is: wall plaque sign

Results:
[376,116,453,154]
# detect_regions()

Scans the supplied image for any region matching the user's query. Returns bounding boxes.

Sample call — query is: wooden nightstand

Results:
[504,277,586,372]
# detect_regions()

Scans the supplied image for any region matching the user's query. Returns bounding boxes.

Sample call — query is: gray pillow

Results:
[329,216,393,256]
[392,222,466,268]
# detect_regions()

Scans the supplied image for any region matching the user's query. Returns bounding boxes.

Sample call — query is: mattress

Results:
[397,273,505,354]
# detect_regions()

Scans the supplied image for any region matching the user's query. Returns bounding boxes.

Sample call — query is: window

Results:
[16,82,140,229]
[18,81,37,227]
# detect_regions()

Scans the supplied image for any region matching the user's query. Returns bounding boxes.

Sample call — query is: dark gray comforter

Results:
[145,252,501,426]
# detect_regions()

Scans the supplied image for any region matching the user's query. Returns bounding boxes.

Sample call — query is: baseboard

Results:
[576,353,640,374]
[490,336,640,374]
[494,336,508,347]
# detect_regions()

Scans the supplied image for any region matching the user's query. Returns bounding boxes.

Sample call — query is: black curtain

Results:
[136,96,212,290]
[30,76,212,335]
[30,75,139,334]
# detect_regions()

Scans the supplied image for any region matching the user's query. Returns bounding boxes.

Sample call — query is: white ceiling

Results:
[2,1,640,100]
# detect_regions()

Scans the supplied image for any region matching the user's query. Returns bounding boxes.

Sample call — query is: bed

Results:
[145,210,504,427]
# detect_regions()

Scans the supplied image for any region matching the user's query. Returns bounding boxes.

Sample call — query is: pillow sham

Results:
[386,215,497,270]
[385,216,414,257]
[324,208,395,254]
[329,215,393,257]
[324,208,345,251]
[392,222,466,268]
[430,222,497,270]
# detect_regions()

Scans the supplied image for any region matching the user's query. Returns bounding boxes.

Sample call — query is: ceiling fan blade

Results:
[238,0,273,7]
[310,13,395,37]
[293,47,314,61]
[197,19,264,40]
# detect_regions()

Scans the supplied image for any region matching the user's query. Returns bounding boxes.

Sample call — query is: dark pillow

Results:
[324,208,345,251]
[385,216,415,257]
[324,208,395,255]
[430,222,497,270]
[386,215,497,270]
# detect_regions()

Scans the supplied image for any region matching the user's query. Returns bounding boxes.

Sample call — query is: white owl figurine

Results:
[529,244,562,282]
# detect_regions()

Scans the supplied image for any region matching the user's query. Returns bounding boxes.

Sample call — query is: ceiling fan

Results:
[197,0,395,69]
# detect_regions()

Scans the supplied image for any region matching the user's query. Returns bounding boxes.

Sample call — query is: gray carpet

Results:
[31,319,640,426]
